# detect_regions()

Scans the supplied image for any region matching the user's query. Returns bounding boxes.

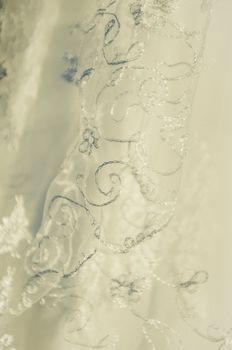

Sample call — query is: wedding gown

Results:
[0,0,231,349]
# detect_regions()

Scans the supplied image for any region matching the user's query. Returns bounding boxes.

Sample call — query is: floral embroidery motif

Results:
[0,196,31,258]
[130,2,143,25]
[62,53,94,85]
[79,127,100,155]
[151,0,177,13]
[110,274,145,306]
[62,53,78,83]
[178,270,209,293]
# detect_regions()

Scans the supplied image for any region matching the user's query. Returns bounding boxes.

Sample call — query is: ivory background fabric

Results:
[0,0,231,349]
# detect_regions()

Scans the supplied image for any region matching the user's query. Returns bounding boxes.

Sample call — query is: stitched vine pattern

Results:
[1,1,230,349]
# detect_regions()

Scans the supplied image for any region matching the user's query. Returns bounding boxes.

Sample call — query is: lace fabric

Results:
[0,0,231,349]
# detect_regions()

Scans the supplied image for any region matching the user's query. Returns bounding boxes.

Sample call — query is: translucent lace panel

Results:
[0,0,231,349]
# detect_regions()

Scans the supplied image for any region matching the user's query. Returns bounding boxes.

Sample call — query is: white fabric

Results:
[0,0,231,349]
